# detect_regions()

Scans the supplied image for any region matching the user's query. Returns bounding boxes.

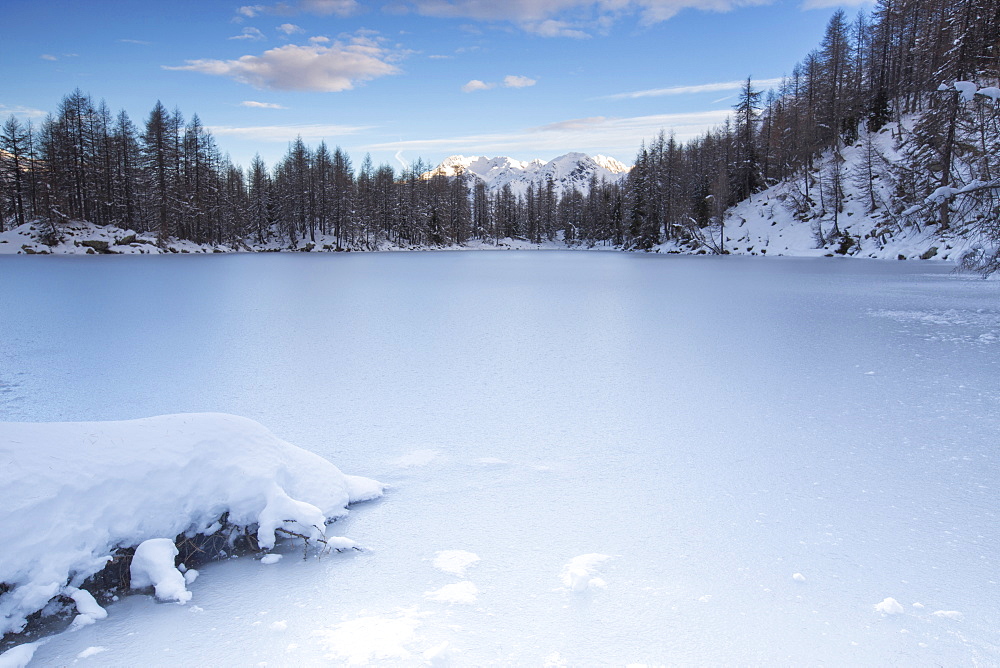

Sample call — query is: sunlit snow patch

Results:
[313,609,426,664]
[875,597,904,615]
[0,413,382,638]
[75,646,107,660]
[560,554,611,592]
[433,550,480,577]
[424,581,478,604]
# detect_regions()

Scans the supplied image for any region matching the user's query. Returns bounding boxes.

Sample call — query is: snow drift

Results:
[0,413,382,637]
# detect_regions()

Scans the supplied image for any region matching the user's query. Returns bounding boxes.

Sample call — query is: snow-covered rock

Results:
[66,587,108,629]
[129,538,191,604]
[0,413,382,637]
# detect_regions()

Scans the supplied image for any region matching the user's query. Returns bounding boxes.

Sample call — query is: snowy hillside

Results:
[656,119,987,263]
[425,152,631,196]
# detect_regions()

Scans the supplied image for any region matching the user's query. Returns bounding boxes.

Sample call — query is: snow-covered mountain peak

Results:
[425,152,632,196]
[592,155,630,173]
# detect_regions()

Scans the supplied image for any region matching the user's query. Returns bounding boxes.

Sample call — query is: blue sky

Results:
[2,0,870,171]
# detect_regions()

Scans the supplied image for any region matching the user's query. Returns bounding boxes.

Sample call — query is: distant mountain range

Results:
[425,152,631,196]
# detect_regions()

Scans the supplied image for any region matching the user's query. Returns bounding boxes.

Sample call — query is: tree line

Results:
[625,0,1000,262]
[2,0,998,267]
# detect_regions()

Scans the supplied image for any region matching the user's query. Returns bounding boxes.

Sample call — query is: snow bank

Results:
[0,413,382,637]
[0,641,41,668]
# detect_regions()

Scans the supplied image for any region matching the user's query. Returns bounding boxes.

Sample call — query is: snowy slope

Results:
[425,152,631,196]
[0,413,382,640]
[658,120,987,262]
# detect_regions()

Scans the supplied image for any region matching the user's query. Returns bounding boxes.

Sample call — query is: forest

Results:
[1,0,999,271]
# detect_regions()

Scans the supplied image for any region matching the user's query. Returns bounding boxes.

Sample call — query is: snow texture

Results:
[432,550,480,577]
[875,597,904,615]
[424,581,479,604]
[0,642,40,668]
[313,609,424,664]
[953,80,979,102]
[560,554,611,592]
[0,413,382,637]
[977,86,1000,101]
[66,587,107,629]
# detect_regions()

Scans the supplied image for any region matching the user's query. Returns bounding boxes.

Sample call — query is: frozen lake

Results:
[1,252,998,665]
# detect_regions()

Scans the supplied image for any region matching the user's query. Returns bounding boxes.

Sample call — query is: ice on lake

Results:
[1,251,998,665]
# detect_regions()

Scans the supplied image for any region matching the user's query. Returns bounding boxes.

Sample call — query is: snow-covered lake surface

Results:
[1,252,998,665]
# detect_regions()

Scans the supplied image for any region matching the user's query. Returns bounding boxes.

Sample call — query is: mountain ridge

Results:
[425,152,631,197]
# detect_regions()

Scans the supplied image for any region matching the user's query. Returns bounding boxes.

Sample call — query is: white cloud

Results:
[165,36,402,92]
[801,0,870,8]
[532,116,608,132]
[463,75,536,92]
[241,100,288,109]
[605,77,783,99]
[0,104,48,120]
[411,0,583,21]
[300,0,360,14]
[503,74,536,88]
[207,123,373,142]
[230,27,267,40]
[40,54,57,61]
[118,39,152,45]
[238,5,266,18]
[309,35,331,43]
[406,0,773,33]
[522,19,590,38]
[362,109,732,158]
[236,0,359,19]
[461,79,496,92]
[277,23,304,35]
